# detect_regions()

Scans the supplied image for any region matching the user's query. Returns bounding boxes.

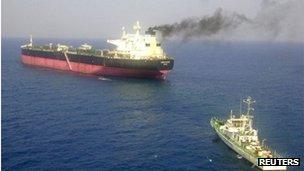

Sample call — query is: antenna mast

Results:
[239,98,242,115]
[243,96,255,116]
[29,35,33,47]
[122,27,126,37]
[133,21,141,35]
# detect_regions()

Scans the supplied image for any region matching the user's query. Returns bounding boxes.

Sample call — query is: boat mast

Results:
[133,21,141,36]
[29,35,33,47]
[243,96,255,130]
[239,98,242,115]
[122,27,126,37]
[243,96,255,116]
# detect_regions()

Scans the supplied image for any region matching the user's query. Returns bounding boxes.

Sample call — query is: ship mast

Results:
[29,35,33,47]
[243,96,255,116]
[122,27,126,37]
[133,21,141,35]
[239,99,242,115]
[243,96,255,130]
[230,110,233,119]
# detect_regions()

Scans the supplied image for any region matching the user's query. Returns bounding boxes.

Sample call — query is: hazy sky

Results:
[2,0,262,39]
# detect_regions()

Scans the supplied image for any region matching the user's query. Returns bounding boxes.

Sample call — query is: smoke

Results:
[147,8,249,40]
[147,0,304,42]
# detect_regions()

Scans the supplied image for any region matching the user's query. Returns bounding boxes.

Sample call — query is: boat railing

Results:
[222,131,264,158]
[24,45,104,56]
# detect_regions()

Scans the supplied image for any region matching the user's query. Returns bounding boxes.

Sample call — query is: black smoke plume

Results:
[147,8,249,40]
[147,0,304,42]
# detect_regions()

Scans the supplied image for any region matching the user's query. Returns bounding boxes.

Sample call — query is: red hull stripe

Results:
[21,55,169,79]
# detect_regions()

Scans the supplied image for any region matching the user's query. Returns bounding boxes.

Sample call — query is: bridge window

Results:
[156,43,161,46]
[145,43,150,47]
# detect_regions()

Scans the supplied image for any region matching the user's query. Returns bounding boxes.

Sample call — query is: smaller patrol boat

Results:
[210,97,287,170]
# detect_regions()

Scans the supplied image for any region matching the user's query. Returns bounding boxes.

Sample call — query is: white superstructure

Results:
[107,21,166,60]
[211,97,287,170]
[219,97,261,153]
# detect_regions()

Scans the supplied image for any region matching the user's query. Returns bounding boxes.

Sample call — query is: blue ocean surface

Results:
[2,38,304,170]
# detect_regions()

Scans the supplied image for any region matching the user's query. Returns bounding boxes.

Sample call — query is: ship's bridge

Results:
[107,21,166,60]
[220,111,256,135]
[227,118,249,127]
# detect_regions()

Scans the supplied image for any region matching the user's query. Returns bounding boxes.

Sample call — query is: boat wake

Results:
[98,77,112,81]
[237,154,242,159]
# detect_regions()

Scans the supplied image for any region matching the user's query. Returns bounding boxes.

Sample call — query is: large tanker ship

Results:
[21,22,174,79]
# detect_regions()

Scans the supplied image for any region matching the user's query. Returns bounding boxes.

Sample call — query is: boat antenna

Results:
[243,96,255,116]
[239,98,242,115]
[133,21,141,35]
[122,27,126,36]
[29,35,33,47]
[262,139,266,147]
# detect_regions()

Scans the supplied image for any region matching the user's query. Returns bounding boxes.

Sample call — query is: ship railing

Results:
[75,48,103,56]
[222,131,263,158]
[260,145,280,158]
[218,121,282,159]
[25,44,104,56]
[241,140,280,158]
[25,45,56,51]
[103,50,172,60]
[210,117,225,129]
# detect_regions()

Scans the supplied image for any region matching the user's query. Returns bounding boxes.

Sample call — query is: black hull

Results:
[21,48,174,71]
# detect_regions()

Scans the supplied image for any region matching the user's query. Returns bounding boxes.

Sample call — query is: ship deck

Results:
[22,46,173,61]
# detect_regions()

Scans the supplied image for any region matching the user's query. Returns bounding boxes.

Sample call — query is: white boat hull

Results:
[215,128,287,170]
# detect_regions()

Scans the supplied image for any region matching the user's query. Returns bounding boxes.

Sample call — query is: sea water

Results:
[2,38,303,170]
